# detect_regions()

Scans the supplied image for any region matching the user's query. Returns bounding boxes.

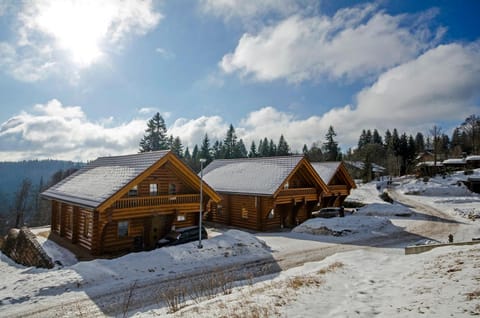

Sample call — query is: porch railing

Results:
[112,194,200,209]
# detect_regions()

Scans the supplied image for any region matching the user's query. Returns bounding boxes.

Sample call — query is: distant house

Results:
[443,158,466,170]
[415,151,435,163]
[41,151,220,256]
[344,161,386,180]
[202,156,330,231]
[310,162,356,208]
[466,155,480,169]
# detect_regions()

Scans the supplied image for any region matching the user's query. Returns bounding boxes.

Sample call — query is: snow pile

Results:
[346,181,387,205]
[293,215,397,237]
[356,202,413,217]
[400,170,479,197]
[0,229,272,316]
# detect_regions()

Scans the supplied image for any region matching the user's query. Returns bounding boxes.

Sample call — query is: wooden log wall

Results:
[208,200,229,224]
[123,162,196,197]
[260,197,281,231]
[224,194,259,231]
[77,208,93,250]
[101,218,145,253]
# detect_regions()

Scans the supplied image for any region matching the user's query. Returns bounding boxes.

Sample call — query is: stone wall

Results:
[2,227,54,269]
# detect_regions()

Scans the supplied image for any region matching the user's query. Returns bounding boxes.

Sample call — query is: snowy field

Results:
[1,173,480,317]
[397,169,480,220]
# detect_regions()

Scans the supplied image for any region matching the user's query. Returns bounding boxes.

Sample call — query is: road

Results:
[11,187,465,317]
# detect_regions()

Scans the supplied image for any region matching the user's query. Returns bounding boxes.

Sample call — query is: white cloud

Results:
[220,4,441,83]
[0,99,146,161]
[234,43,480,151]
[169,116,229,149]
[155,47,175,59]
[2,43,478,161]
[0,0,162,82]
[351,42,480,132]
[199,0,317,28]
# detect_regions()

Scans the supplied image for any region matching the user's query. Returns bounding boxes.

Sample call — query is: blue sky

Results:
[0,0,479,161]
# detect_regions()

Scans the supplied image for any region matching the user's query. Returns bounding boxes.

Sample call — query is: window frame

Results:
[168,183,177,195]
[149,183,158,196]
[118,220,129,238]
[128,185,138,197]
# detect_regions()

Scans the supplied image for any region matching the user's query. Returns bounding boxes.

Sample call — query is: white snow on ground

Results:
[159,245,480,317]
[1,174,480,317]
[398,169,480,219]
[0,230,271,316]
[292,215,398,237]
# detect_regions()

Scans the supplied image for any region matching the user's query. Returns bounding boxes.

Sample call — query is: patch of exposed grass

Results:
[317,261,344,275]
[466,290,480,301]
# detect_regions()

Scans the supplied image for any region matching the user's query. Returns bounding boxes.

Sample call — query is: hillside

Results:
[0,160,83,201]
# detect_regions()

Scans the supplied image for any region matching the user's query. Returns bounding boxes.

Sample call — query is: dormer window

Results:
[128,185,138,197]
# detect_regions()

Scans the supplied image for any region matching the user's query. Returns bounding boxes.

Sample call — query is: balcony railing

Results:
[278,187,317,196]
[112,194,200,209]
[328,185,348,192]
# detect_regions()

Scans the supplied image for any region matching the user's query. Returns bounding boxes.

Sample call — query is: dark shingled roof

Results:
[202,156,304,196]
[41,151,169,208]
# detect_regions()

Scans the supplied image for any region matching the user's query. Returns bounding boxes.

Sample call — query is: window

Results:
[217,204,223,216]
[241,207,248,219]
[168,183,176,195]
[128,185,138,197]
[268,209,275,219]
[283,182,289,189]
[118,221,129,238]
[149,184,158,196]
[177,214,186,222]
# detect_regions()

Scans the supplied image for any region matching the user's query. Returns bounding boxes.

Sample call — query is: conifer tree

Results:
[200,134,212,163]
[323,126,340,161]
[259,137,269,157]
[277,135,290,156]
[236,139,248,158]
[170,136,183,157]
[139,112,168,152]
[249,141,258,158]
[268,139,276,156]
[223,124,238,159]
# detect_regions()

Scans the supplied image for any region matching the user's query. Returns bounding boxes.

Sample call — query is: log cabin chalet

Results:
[202,156,330,231]
[311,161,356,208]
[41,151,220,256]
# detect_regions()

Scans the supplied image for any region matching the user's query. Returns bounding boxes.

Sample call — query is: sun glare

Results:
[34,1,115,67]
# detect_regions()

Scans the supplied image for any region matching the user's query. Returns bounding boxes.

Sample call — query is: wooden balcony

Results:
[279,187,317,196]
[112,194,200,210]
[276,187,318,204]
[328,185,349,195]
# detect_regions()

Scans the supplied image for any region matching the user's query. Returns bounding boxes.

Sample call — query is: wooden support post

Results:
[72,206,79,243]
[59,203,66,237]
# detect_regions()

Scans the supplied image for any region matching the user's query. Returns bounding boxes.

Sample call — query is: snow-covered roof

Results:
[42,151,169,208]
[345,161,386,173]
[466,155,480,161]
[416,161,444,167]
[443,158,466,165]
[202,156,304,196]
[310,162,341,183]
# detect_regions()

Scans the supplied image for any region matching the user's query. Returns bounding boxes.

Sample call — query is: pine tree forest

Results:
[138,113,480,176]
